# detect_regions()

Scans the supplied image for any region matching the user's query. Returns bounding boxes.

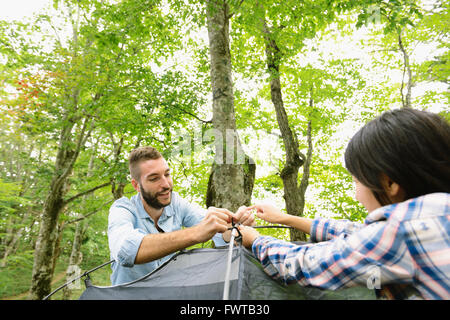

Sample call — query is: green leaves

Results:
[355,0,423,32]
[0,0,447,296]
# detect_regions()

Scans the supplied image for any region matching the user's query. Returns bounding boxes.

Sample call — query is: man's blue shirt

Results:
[108,191,227,285]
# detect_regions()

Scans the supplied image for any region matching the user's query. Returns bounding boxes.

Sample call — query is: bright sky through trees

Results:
[0,0,50,21]
[0,0,448,300]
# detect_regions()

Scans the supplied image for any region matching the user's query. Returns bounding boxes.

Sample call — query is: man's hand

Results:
[135,207,235,264]
[238,225,261,249]
[193,207,235,243]
[234,205,256,226]
[219,206,255,243]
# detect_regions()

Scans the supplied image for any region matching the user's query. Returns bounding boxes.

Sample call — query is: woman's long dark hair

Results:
[344,108,450,206]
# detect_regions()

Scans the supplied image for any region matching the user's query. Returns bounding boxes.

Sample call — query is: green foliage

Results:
[255,175,284,194]
[0,250,35,298]
[0,179,29,213]
[310,159,367,222]
[0,0,447,299]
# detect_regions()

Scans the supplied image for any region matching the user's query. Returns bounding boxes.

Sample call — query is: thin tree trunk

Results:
[61,217,86,300]
[109,134,127,200]
[0,143,35,263]
[62,145,97,300]
[66,219,87,272]
[261,17,313,242]
[398,29,413,108]
[290,117,313,242]
[0,211,31,267]
[205,0,255,212]
[51,221,66,277]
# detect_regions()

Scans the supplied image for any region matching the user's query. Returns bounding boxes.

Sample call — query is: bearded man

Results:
[108,146,254,285]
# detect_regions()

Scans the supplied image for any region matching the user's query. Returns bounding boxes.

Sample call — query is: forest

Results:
[0,0,448,300]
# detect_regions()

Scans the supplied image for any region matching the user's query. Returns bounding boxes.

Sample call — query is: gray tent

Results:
[79,245,376,300]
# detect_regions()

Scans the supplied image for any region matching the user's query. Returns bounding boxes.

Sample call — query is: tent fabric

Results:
[79,246,376,300]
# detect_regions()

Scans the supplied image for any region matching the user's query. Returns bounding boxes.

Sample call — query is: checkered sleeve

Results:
[252,218,416,290]
[310,217,364,242]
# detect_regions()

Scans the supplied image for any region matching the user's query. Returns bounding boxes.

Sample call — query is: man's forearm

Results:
[134,228,198,264]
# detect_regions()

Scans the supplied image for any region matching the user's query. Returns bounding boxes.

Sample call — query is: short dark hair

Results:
[344,108,450,206]
[129,146,162,181]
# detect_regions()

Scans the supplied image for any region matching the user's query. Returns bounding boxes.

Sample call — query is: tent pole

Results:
[222,227,237,300]
[42,259,114,300]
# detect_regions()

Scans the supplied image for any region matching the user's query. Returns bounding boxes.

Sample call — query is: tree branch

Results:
[66,190,135,224]
[299,119,313,196]
[63,181,111,206]
[176,105,212,124]
[398,29,413,108]
[226,0,245,19]
[66,198,114,224]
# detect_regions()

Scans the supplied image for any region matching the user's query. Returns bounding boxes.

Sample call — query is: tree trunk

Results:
[205,0,255,212]
[398,29,413,108]
[61,219,86,300]
[51,221,66,278]
[0,210,31,267]
[262,18,313,242]
[29,175,68,300]
[29,114,92,300]
[290,119,313,242]
[110,134,127,200]
[112,181,126,200]
[1,143,36,264]
[61,142,100,299]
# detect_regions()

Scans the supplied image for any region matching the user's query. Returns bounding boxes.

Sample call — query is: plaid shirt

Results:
[252,193,450,300]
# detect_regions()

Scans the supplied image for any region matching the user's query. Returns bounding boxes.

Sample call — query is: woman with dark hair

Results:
[239,108,450,299]
[345,108,450,206]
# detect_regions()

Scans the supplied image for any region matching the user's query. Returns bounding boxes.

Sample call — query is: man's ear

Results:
[381,174,405,203]
[131,179,140,192]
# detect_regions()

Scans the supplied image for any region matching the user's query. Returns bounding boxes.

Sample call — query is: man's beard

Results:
[140,184,172,209]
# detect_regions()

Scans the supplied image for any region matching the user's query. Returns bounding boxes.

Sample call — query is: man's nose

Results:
[160,176,171,189]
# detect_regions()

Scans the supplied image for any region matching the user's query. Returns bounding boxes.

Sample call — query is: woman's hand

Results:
[253,203,285,224]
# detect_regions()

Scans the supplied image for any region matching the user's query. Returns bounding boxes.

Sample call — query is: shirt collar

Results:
[365,193,450,225]
[364,198,407,224]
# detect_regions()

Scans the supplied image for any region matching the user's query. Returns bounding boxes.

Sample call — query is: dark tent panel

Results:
[79,246,376,300]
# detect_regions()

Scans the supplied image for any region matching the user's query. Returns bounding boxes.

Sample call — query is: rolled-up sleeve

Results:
[108,206,146,267]
[310,217,364,242]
